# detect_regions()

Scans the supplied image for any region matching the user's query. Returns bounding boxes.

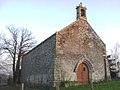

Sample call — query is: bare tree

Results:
[0,33,2,55]
[1,25,36,83]
[108,43,120,78]
[110,43,120,61]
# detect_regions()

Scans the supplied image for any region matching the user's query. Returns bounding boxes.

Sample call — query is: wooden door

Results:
[77,63,89,84]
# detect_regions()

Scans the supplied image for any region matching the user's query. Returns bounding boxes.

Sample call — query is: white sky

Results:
[0,0,120,53]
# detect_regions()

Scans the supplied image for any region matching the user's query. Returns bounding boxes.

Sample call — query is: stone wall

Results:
[21,18,110,87]
[55,18,110,83]
[21,34,56,86]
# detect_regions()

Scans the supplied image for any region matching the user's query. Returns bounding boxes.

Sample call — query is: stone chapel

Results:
[21,3,110,87]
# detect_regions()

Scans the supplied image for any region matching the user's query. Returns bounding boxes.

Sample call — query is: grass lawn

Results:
[61,80,120,90]
[0,85,21,90]
[0,80,120,90]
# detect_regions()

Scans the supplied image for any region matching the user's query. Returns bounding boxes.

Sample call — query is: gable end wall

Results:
[54,19,109,84]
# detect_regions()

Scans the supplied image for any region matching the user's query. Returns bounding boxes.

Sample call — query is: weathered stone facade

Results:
[21,3,110,88]
[21,34,56,86]
[55,19,108,83]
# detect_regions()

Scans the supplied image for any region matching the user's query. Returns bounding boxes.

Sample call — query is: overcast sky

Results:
[0,0,120,53]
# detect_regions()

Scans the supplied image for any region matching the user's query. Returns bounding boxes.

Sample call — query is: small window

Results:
[83,67,85,71]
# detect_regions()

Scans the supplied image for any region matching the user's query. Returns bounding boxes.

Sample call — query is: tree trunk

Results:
[13,63,16,83]
[13,43,17,83]
[16,59,20,83]
[16,50,22,84]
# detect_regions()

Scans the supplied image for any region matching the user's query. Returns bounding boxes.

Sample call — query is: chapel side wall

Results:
[21,33,56,86]
[55,19,108,83]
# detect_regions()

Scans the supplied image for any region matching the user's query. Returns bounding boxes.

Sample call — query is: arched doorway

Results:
[77,63,89,84]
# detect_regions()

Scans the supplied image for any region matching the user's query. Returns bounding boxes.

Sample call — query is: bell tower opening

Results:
[76,2,87,20]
